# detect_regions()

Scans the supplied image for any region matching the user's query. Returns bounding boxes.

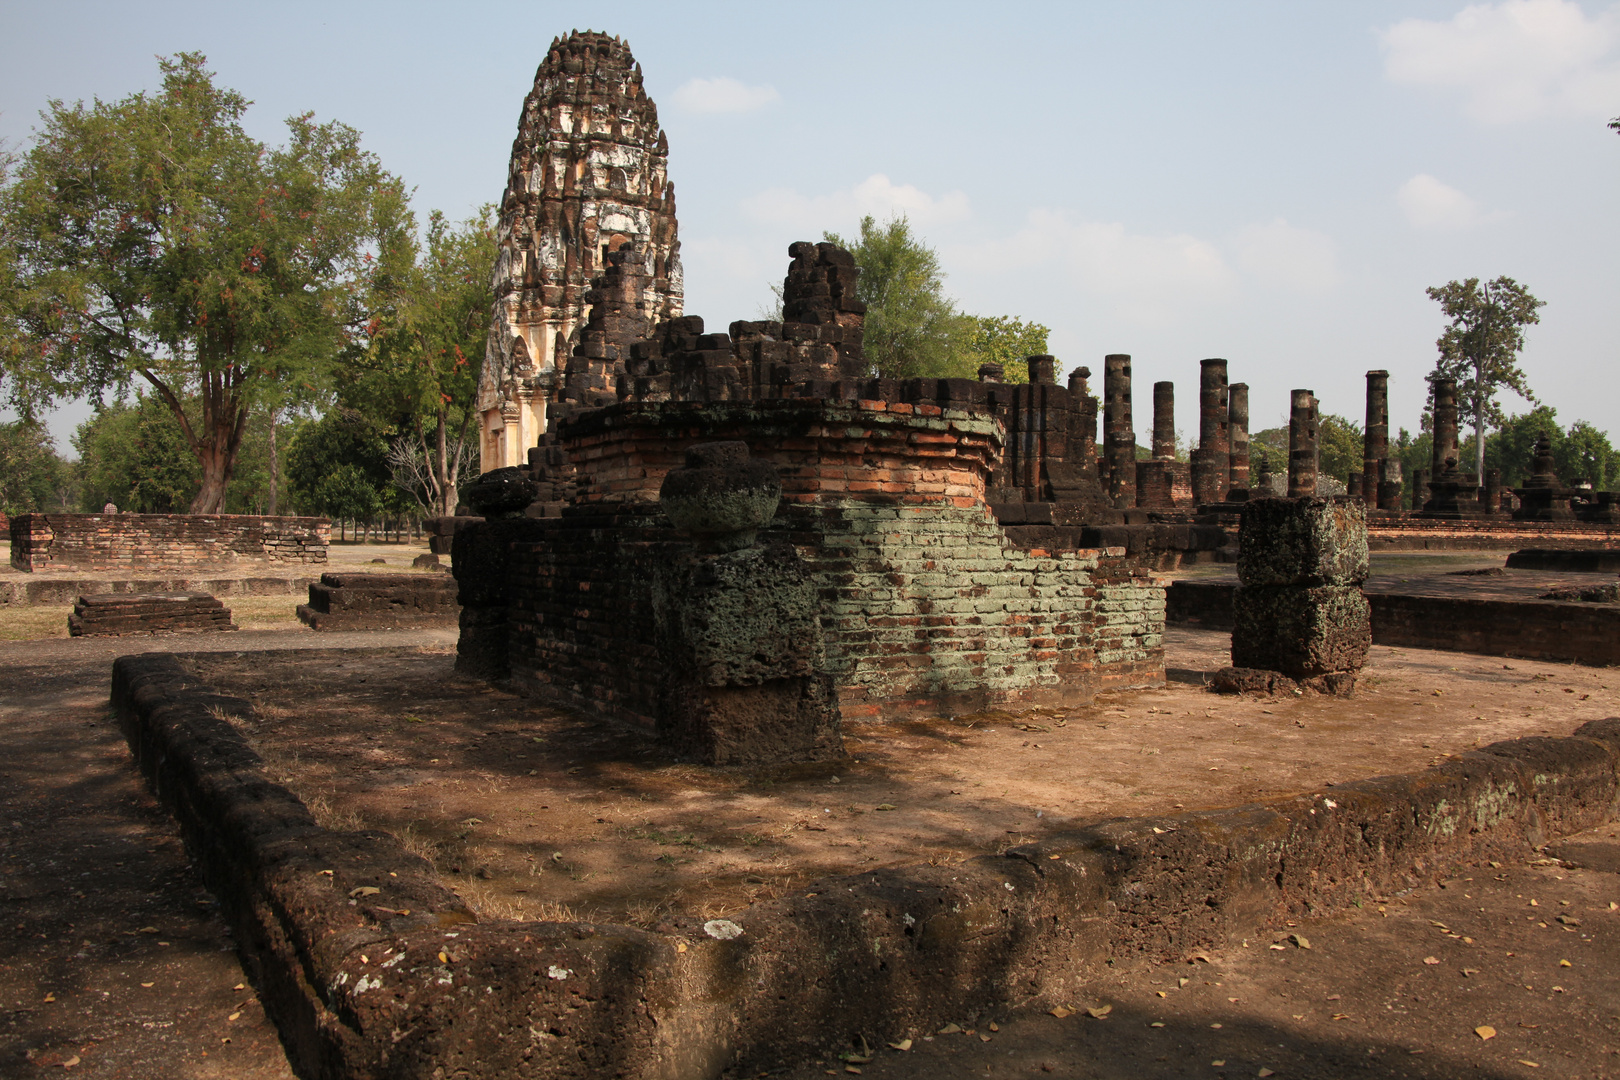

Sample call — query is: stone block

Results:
[1230,584,1370,677]
[1237,496,1368,587]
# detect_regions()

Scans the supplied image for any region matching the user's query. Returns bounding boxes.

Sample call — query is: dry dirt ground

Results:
[182,630,1620,928]
[3,607,1617,1077]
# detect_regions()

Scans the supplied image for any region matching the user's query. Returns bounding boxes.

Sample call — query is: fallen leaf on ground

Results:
[1045,1009,1071,1021]
[1423,956,1440,965]
[940,1022,965,1032]
[1518,1061,1539,1068]
[887,1039,911,1051]
[1559,959,1571,967]
[1259,1070,1276,1078]
[1086,1005,1113,1019]
[62,1056,79,1068]
[875,804,896,811]
[1475,1025,1496,1040]
[1150,1021,1165,1027]
[349,886,380,898]
[1290,934,1310,949]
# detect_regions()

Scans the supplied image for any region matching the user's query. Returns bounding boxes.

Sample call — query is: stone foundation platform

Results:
[69,592,237,636]
[296,572,459,631]
[112,652,1620,1080]
[1507,548,1620,572]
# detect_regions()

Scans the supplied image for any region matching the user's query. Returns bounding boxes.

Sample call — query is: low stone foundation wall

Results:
[0,575,317,607]
[113,652,1620,1080]
[1367,515,1620,551]
[1166,580,1620,666]
[9,513,329,572]
[296,572,459,631]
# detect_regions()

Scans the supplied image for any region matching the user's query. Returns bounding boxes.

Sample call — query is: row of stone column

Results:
[1101,355,1250,510]
[1357,370,1513,515]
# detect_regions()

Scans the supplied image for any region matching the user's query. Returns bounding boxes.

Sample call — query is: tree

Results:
[1317,413,1363,483]
[1424,276,1544,481]
[0,53,411,513]
[0,418,71,514]
[1560,420,1616,489]
[285,407,392,535]
[962,315,1050,383]
[73,395,201,512]
[361,209,495,516]
[823,215,1049,383]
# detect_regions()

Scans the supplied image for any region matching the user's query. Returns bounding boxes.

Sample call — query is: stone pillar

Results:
[1191,359,1230,505]
[1027,354,1057,385]
[655,442,841,764]
[1363,370,1389,499]
[1151,381,1176,460]
[1430,377,1460,480]
[1483,469,1502,515]
[1377,458,1404,512]
[1287,390,1319,498]
[1230,496,1371,694]
[1346,473,1365,499]
[1228,382,1250,494]
[1410,468,1429,511]
[1103,354,1136,508]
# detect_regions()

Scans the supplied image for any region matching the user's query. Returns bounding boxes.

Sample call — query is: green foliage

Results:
[1424,276,1544,478]
[1318,413,1362,483]
[0,419,71,514]
[0,52,412,512]
[823,216,1048,383]
[1249,427,1288,480]
[1484,406,1618,489]
[285,407,392,521]
[358,209,496,515]
[72,396,200,512]
[961,315,1051,383]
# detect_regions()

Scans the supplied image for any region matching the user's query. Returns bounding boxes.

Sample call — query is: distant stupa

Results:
[476,31,683,473]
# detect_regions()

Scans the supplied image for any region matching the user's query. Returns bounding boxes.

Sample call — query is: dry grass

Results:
[0,605,73,641]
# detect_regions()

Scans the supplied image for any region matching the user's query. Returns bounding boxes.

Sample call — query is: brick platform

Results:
[68,592,237,636]
[9,513,328,572]
[295,572,459,631]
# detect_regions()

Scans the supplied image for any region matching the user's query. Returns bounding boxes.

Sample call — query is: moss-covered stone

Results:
[1238,495,1369,587]
[1231,584,1370,676]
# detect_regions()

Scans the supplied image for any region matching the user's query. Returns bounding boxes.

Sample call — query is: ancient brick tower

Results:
[476,31,683,472]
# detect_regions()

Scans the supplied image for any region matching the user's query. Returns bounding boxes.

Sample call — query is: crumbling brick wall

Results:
[9,514,329,572]
[460,397,1165,729]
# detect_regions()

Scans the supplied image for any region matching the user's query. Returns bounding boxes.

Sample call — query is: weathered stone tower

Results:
[476,31,683,473]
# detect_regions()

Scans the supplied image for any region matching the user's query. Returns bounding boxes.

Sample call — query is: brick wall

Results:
[462,398,1166,727]
[1367,514,1620,551]
[9,514,329,572]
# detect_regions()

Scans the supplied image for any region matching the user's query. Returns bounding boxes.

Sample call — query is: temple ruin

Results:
[476,31,682,473]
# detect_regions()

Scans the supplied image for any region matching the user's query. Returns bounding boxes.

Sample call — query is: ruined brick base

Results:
[113,653,1620,1080]
[295,572,459,631]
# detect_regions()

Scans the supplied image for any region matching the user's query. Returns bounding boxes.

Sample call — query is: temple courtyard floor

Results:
[1,619,1616,1077]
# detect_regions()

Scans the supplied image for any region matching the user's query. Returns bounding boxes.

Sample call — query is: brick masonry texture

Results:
[295,572,460,631]
[112,653,1620,1080]
[68,592,237,636]
[8,513,329,572]
[1167,579,1620,666]
[456,398,1165,737]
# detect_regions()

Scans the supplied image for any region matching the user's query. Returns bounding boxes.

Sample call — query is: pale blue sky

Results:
[3,0,1616,453]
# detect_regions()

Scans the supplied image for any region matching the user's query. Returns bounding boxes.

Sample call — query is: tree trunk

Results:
[267,408,280,516]
[434,410,453,517]
[1474,357,1487,481]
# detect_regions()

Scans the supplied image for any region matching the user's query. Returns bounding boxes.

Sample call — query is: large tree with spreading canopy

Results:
[0,53,410,512]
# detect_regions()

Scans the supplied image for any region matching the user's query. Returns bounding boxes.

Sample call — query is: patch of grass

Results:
[0,605,73,640]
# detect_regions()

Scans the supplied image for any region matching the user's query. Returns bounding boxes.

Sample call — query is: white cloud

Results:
[1381,0,1620,122]
[742,173,971,233]
[1397,173,1487,229]
[1232,218,1340,293]
[671,76,780,114]
[965,210,1233,324]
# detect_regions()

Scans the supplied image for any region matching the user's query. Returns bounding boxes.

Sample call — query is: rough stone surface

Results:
[657,440,782,552]
[1507,547,1620,572]
[1237,496,1369,587]
[295,572,459,631]
[111,653,1620,1080]
[1231,584,1372,676]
